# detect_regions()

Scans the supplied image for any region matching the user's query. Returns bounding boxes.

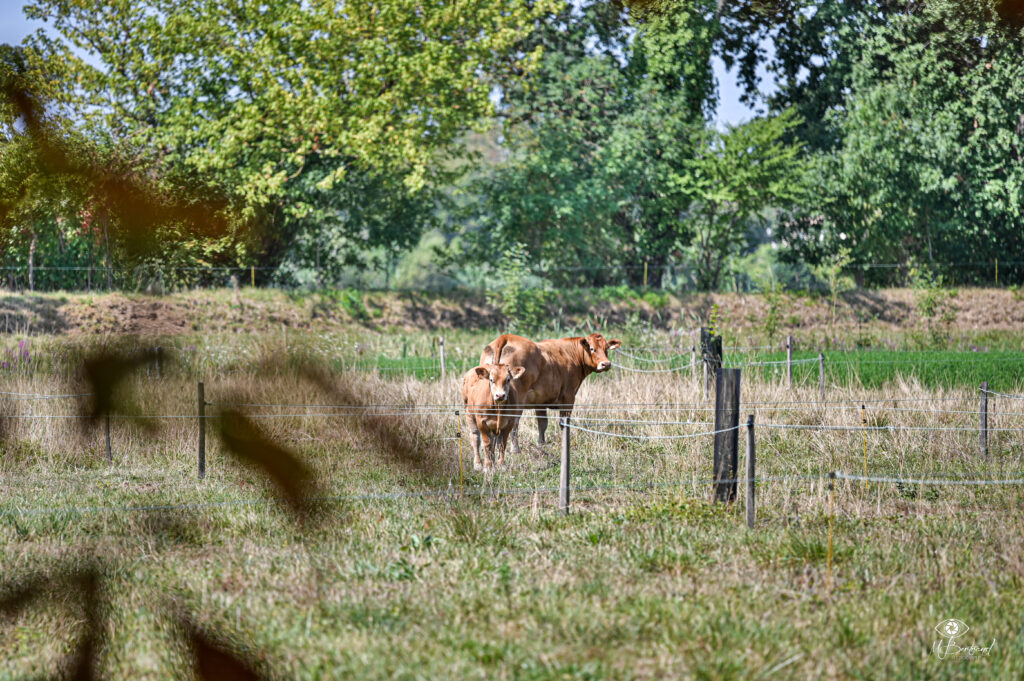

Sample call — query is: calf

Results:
[480,332,621,452]
[461,362,527,471]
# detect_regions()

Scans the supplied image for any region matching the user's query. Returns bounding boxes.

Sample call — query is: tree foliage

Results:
[21,0,553,276]
[684,109,805,289]
[781,0,1024,279]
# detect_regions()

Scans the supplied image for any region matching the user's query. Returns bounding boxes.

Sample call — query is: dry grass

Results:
[0,347,1022,679]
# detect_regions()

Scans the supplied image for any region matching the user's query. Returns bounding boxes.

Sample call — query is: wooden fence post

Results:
[746,414,755,528]
[560,417,571,514]
[198,381,206,479]
[439,337,447,385]
[818,352,825,401]
[700,327,722,403]
[105,413,112,463]
[713,368,741,503]
[786,335,793,390]
[691,343,697,383]
[980,382,989,458]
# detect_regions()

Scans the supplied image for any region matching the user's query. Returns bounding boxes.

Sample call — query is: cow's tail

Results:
[485,334,511,365]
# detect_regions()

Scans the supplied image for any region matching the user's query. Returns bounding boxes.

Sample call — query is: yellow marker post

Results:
[995,258,999,286]
[643,260,648,289]
[456,411,464,498]
[251,266,255,287]
[861,404,868,491]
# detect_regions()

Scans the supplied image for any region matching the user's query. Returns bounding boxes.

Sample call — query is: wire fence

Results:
[3,258,1024,293]
[3,370,1024,522]
[4,467,1023,519]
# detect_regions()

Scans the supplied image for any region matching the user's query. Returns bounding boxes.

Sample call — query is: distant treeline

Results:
[2,0,1023,292]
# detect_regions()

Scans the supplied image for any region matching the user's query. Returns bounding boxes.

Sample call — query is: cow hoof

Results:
[473,461,483,472]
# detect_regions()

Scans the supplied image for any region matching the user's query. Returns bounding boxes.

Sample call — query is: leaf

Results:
[294,366,435,475]
[80,351,154,433]
[185,623,271,681]
[0,565,101,681]
[216,409,317,519]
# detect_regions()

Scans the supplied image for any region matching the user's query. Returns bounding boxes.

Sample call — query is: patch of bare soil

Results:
[4,287,1023,337]
[59,294,192,335]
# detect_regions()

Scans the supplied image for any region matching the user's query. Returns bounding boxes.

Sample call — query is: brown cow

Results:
[461,362,527,471]
[480,332,621,452]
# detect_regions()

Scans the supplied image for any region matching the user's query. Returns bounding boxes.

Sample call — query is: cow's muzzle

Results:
[596,361,611,372]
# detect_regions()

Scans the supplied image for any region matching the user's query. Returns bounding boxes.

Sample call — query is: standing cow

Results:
[480,332,620,452]
[461,362,527,471]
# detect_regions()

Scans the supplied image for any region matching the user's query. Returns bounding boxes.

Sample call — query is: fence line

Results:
[565,422,741,440]
[612,361,695,374]
[834,472,1024,486]
[983,389,1024,400]
[0,390,94,399]
[614,349,694,364]
[758,422,1024,433]
[4,468,1022,518]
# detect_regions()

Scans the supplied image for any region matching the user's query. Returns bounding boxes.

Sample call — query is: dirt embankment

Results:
[0,287,1021,336]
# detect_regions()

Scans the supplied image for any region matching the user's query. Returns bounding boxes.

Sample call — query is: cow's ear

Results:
[475,366,490,379]
[482,347,494,365]
[511,366,527,381]
[607,339,621,350]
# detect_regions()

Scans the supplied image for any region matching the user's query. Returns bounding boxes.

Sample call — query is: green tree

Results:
[782,0,1024,282]
[682,110,805,289]
[460,1,705,287]
[25,0,554,275]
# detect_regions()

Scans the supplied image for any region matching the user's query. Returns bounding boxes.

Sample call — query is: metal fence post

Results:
[746,414,755,528]
[980,382,989,458]
[818,353,825,402]
[787,335,793,390]
[560,417,571,514]
[198,381,206,479]
[439,337,447,385]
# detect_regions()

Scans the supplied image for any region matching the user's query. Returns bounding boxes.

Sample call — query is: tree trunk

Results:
[28,228,36,292]
[104,218,113,290]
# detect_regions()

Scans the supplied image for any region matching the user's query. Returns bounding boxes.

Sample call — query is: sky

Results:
[0,4,763,127]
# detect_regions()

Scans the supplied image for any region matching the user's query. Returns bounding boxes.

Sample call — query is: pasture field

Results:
[1,331,1023,680]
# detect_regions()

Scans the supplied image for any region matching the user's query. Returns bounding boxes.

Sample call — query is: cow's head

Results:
[580,333,621,373]
[474,363,526,403]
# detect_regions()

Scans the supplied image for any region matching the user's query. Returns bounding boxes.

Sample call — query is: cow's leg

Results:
[482,432,495,471]
[535,408,548,446]
[468,417,483,471]
[497,426,511,467]
[510,421,521,455]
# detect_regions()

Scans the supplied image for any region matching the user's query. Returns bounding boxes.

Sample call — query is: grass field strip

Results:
[4,470,1022,518]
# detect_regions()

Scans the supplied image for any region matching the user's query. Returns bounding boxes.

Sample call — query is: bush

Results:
[486,243,552,334]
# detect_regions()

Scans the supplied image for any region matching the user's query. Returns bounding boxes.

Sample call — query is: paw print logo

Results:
[935,619,969,639]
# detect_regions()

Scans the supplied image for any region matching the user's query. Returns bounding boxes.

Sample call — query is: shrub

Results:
[486,243,552,334]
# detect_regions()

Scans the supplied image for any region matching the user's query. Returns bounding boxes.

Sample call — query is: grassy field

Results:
[1,342,1023,679]
[725,349,1024,391]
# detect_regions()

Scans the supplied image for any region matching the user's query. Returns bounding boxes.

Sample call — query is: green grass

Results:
[728,350,1024,391]
[1,364,1023,679]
